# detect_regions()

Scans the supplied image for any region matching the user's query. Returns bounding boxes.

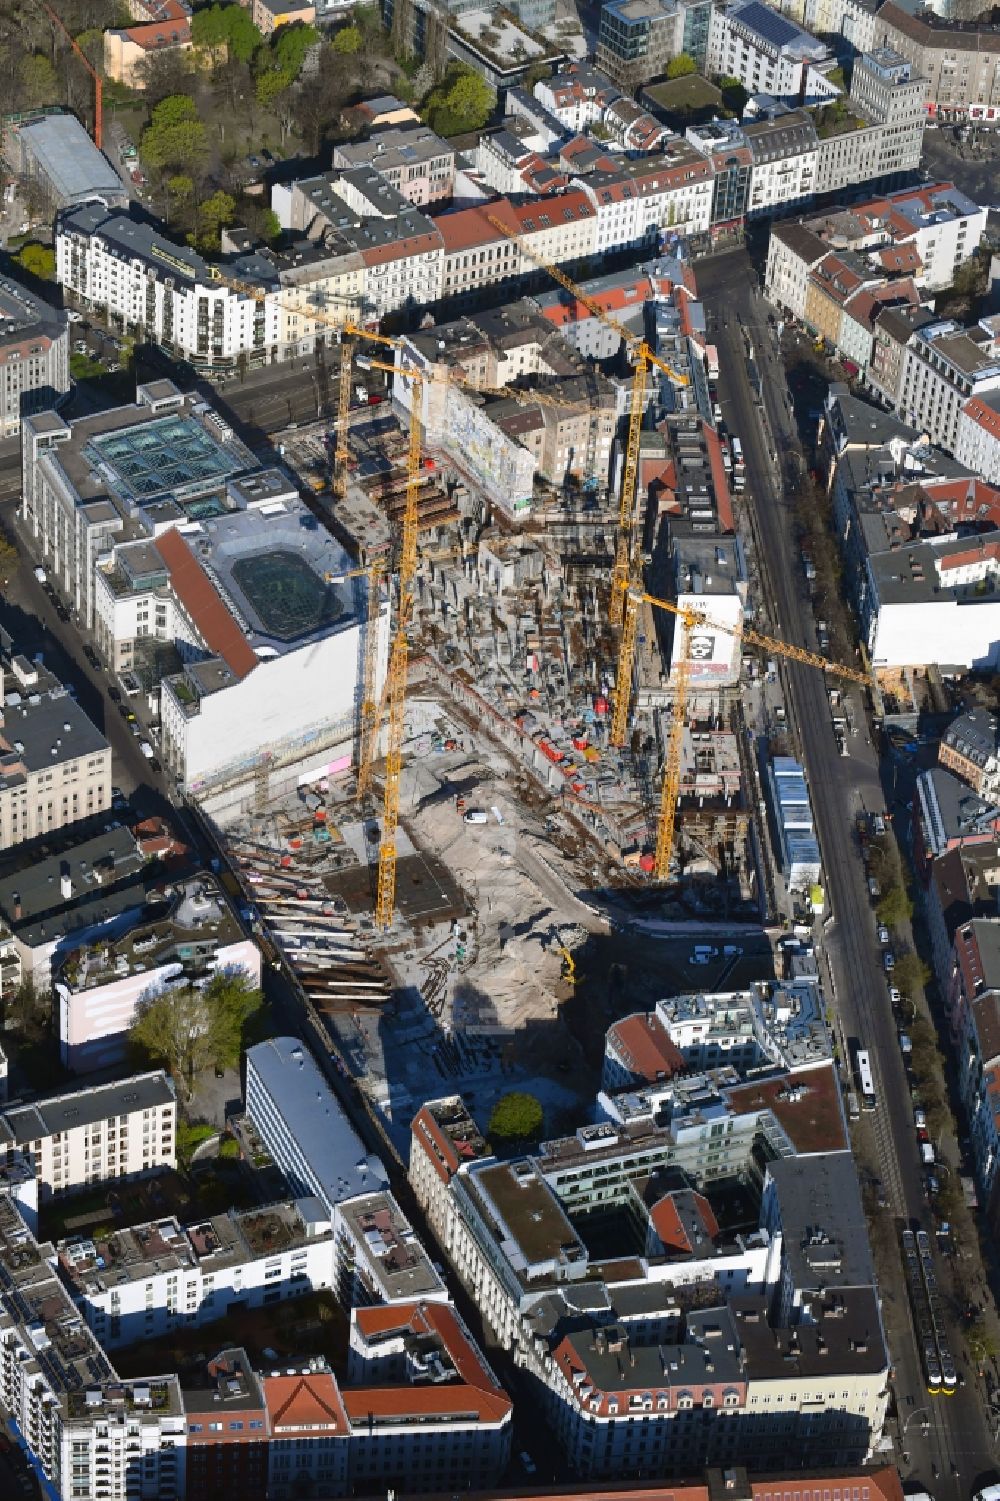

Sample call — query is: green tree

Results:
[424,65,494,135]
[129,987,217,1100]
[968,1316,997,1371]
[14,243,55,279]
[877,883,912,929]
[488,1091,543,1147]
[204,970,263,1069]
[894,952,930,999]
[5,977,44,1039]
[167,173,194,205]
[176,1120,215,1168]
[272,20,320,77]
[129,972,262,1097]
[191,2,262,63]
[255,65,290,106]
[195,189,235,244]
[665,52,697,79]
[331,23,362,53]
[18,53,58,109]
[74,27,104,70]
[141,94,208,171]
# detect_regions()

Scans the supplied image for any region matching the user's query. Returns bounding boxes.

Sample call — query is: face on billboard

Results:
[688,633,715,661]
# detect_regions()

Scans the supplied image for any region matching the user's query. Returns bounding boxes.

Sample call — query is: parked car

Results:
[883,950,895,973]
[877,924,890,945]
[139,741,154,759]
[888,986,901,1006]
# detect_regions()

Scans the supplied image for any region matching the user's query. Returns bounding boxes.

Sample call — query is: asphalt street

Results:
[697,247,994,1497]
[921,127,1000,212]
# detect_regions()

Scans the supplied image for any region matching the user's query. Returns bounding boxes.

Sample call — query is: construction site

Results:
[213,232,867,1141]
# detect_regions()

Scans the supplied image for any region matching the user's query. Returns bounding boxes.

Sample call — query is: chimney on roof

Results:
[12,893,20,921]
[60,867,72,902]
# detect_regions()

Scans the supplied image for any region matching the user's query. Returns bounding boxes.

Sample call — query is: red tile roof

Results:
[154,529,258,680]
[262,1372,349,1433]
[964,395,1000,441]
[391,1467,905,1501]
[122,15,191,49]
[606,1012,684,1082]
[703,423,734,534]
[649,1190,719,1254]
[350,1302,512,1424]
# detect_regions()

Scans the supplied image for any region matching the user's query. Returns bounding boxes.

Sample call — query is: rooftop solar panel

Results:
[737,0,801,47]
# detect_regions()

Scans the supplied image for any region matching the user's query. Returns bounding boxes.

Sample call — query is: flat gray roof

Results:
[0,689,108,779]
[246,1037,388,1211]
[766,1152,873,1292]
[3,1070,174,1145]
[13,113,126,207]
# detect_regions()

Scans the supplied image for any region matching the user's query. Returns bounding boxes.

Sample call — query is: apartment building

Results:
[825,386,1000,668]
[0,649,110,852]
[182,1348,270,1501]
[898,317,1000,452]
[706,1,839,108]
[0,823,148,987]
[0,1071,175,1204]
[744,111,818,218]
[535,63,621,128]
[925,838,1000,990]
[956,391,1000,484]
[939,709,1000,799]
[801,0,878,56]
[54,875,261,1072]
[59,1198,337,1349]
[765,182,986,324]
[249,0,316,34]
[602,1010,685,1089]
[639,979,830,1076]
[104,0,192,87]
[947,919,1000,1211]
[245,1037,390,1220]
[869,302,937,407]
[345,1302,512,1492]
[0,1192,129,1500]
[396,303,616,517]
[407,1064,889,1479]
[685,120,753,227]
[332,125,455,206]
[802,250,882,348]
[56,203,284,369]
[875,2,1000,120]
[0,273,69,440]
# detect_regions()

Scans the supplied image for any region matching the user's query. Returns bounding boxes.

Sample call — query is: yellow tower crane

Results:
[617,590,871,879]
[353,352,424,931]
[485,213,689,626]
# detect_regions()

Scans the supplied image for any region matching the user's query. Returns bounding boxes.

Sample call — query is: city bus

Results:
[856,1049,877,1111]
